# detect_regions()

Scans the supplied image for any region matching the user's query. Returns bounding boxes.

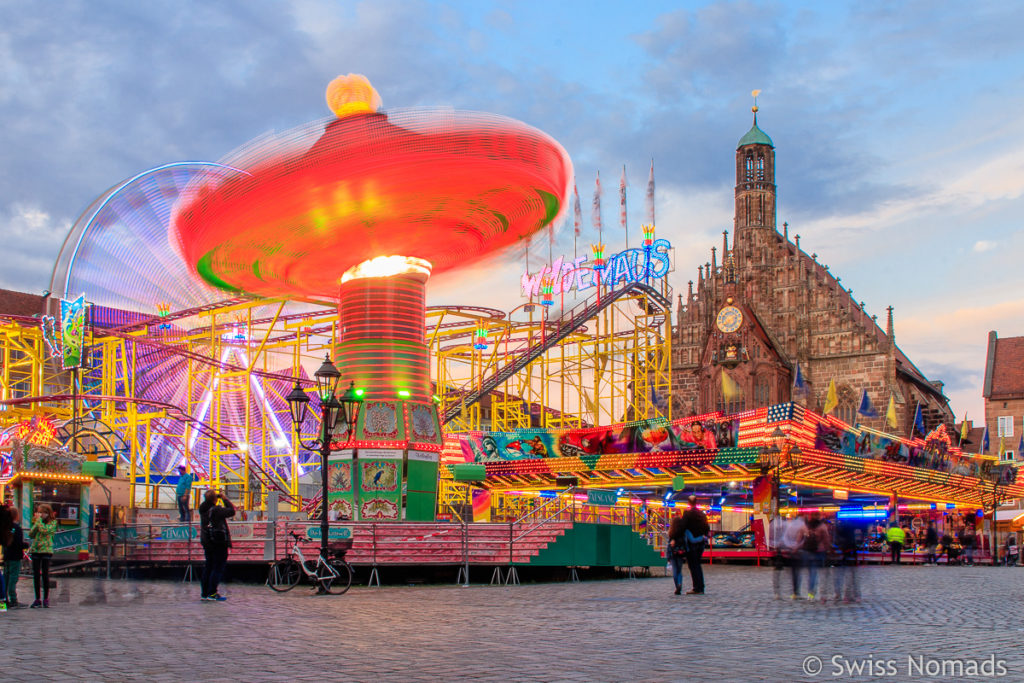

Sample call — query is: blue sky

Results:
[0,0,1022,420]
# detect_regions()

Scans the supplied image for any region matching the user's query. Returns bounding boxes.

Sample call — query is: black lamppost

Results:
[286,354,362,573]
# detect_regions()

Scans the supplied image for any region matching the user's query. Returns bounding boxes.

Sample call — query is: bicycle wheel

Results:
[268,559,301,592]
[318,560,353,595]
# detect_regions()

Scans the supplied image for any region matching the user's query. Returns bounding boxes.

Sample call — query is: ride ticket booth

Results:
[2,439,96,559]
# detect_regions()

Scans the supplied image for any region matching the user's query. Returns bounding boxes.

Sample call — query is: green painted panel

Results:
[523,523,663,568]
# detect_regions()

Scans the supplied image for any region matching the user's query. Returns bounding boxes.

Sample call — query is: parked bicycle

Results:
[267,531,353,594]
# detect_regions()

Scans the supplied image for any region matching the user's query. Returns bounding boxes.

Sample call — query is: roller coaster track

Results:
[0,394,301,506]
[441,281,671,425]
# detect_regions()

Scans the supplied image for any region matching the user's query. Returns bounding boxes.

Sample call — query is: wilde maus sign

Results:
[521,239,672,298]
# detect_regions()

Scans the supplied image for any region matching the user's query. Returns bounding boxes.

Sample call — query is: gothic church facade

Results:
[671,108,954,434]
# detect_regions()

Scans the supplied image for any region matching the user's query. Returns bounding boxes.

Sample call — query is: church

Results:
[670,104,954,435]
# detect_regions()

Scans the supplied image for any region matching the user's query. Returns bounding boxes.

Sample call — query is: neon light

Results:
[398,390,411,398]
[522,239,671,297]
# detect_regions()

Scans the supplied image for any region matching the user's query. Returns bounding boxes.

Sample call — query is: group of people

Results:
[773,513,861,603]
[885,521,976,565]
[667,495,711,595]
[0,503,63,608]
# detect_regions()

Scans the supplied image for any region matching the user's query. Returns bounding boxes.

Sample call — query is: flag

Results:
[886,394,898,429]
[857,389,878,418]
[793,363,807,396]
[572,183,582,237]
[1018,433,1023,457]
[982,425,990,453]
[592,171,603,239]
[619,165,627,234]
[721,370,742,401]
[960,413,969,442]
[913,402,925,435]
[823,379,838,415]
[999,437,1006,458]
[645,159,655,225]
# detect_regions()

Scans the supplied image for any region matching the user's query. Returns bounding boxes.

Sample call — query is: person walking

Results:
[962,527,976,566]
[781,514,807,599]
[833,519,861,603]
[199,490,235,601]
[1,506,26,608]
[681,495,710,595]
[176,466,194,523]
[886,523,905,565]
[28,504,57,608]
[924,522,938,565]
[667,513,688,595]
[802,514,830,601]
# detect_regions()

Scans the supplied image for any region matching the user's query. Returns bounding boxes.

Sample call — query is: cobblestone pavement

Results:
[5,563,1024,682]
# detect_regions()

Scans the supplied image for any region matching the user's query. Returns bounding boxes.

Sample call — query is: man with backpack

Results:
[681,495,710,595]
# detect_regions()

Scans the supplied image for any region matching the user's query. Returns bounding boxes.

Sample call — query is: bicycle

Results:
[267,531,353,595]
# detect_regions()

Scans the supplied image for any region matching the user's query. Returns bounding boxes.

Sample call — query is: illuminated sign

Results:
[60,295,88,369]
[521,239,671,298]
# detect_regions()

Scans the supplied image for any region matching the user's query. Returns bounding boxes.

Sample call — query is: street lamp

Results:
[285,353,362,587]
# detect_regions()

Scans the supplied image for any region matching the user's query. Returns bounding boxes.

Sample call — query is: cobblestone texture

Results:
[5,564,1023,682]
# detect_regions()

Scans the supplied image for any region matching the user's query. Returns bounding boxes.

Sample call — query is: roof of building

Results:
[738,121,773,148]
[984,332,1024,398]
[0,288,45,318]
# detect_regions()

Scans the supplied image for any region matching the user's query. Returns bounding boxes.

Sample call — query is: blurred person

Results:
[28,504,57,608]
[199,490,235,601]
[939,531,953,565]
[924,522,938,565]
[667,512,687,595]
[780,514,807,599]
[176,465,194,523]
[886,523,905,565]
[962,527,976,565]
[1,506,26,608]
[770,514,788,599]
[802,513,830,601]
[833,520,861,603]
[681,495,710,595]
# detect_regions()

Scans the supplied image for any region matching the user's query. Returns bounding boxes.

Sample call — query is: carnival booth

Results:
[1,437,97,559]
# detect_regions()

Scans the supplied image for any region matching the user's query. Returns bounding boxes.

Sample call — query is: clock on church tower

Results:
[716,304,743,334]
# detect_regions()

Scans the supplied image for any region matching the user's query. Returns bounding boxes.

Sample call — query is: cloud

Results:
[973,240,997,252]
[0,203,70,292]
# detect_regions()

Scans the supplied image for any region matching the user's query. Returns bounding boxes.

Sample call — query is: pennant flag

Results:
[1018,433,1023,456]
[793,363,807,395]
[645,159,655,225]
[886,394,898,429]
[823,379,838,415]
[619,164,628,227]
[982,425,990,453]
[960,413,969,442]
[572,183,582,237]
[592,171,603,239]
[721,370,742,401]
[857,389,878,418]
[999,436,1006,458]
[913,402,925,435]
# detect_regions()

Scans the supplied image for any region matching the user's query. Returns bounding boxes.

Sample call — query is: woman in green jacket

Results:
[28,504,57,608]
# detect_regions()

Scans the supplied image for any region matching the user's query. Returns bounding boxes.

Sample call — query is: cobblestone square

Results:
[6,563,1023,682]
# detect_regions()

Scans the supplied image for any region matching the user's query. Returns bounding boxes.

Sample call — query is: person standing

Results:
[176,466,194,523]
[802,514,830,601]
[681,495,710,595]
[1,507,26,608]
[833,520,860,603]
[28,504,57,608]
[780,514,808,599]
[962,527,976,566]
[886,523,905,565]
[667,513,687,595]
[199,490,235,601]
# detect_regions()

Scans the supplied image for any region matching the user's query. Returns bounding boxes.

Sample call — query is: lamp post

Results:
[285,354,362,577]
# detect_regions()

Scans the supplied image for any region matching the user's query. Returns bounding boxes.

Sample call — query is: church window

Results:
[755,376,770,406]
[745,155,754,181]
[756,155,765,180]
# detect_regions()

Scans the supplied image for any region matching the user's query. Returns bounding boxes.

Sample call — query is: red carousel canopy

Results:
[172,75,572,300]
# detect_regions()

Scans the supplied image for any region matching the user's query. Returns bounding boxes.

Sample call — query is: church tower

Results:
[733,95,776,277]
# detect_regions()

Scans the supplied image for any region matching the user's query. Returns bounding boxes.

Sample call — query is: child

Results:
[28,504,57,608]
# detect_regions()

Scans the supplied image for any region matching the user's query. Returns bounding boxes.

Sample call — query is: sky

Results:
[0,0,1022,422]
